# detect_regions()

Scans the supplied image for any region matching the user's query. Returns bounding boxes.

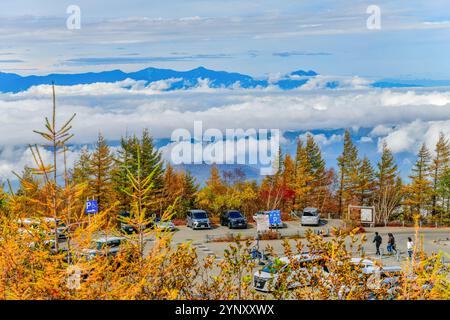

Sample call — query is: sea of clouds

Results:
[1,78,449,181]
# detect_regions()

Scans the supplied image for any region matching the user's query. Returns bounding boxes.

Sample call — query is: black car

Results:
[220,210,248,229]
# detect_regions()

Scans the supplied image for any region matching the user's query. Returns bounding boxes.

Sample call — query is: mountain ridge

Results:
[1,66,448,93]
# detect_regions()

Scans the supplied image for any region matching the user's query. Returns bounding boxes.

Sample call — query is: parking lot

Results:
[144,218,450,268]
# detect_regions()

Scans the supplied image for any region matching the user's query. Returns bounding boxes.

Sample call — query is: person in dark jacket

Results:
[387,233,397,255]
[373,232,382,256]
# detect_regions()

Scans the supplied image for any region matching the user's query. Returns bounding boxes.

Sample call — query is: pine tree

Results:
[374,142,402,223]
[406,143,432,216]
[357,156,375,206]
[304,134,330,210]
[437,168,450,216]
[337,130,361,217]
[292,139,314,211]
[430,132,450,217]
[140,129,164,191]
[113,129,164,213]
[305,134,326,180]
[180,170,198,215]
[71,147,92,185]
[90,133,114,212]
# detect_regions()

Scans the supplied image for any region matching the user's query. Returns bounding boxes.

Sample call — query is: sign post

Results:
[85,199,98,225]
[255,214,270,234]
[348,205,375,227]
[269,210,281,233]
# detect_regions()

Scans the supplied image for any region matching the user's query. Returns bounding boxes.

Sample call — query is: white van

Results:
[301,207,320,226]
[253,253,328,292]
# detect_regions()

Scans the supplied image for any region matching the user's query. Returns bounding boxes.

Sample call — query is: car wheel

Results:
[228,222,232,229]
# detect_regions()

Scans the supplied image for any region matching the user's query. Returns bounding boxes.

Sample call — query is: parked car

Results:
[220,210,247,229]
[118,211,149,234]
[186,210,211,230]
[334,258,403,299]
[81,236,125,260]
[43,217,68,241]
[253,211,284,229]
[118,211,136,234]
[17,217,67,241]
[253,253,328,292]
[153,217,176,232]
[301,207,320,226]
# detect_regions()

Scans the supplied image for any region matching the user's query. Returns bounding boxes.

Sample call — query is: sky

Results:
[1,0,450,78]
[1,1,450,184]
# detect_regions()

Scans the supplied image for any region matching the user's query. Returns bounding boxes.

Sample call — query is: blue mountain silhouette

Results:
[1,66,446,93]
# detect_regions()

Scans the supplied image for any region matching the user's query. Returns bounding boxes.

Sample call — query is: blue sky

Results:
[1,1,450,184]
[1,0,450,78]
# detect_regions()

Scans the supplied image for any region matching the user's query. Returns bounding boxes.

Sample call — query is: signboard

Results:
[360,208,374,223]
[254,214,270,233]
[269,210,281,226]
[85,200,98,215]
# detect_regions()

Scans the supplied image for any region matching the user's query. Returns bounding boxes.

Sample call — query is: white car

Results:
[337,258,402,298]
[301,207,320,226]
[154,218,176,232]
[253,253,328,292]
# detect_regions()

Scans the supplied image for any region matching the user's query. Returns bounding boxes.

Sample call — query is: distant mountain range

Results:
[2,66,447,93]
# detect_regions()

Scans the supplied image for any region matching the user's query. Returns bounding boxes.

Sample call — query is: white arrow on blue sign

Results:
[85,200,98,215]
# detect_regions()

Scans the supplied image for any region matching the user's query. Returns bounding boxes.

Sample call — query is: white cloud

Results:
[299,75,372,90]
[1,82,450,171]
[297,132,343,146]
[359,136,373,143]
[379,119,450,154]
[0,145,81,181]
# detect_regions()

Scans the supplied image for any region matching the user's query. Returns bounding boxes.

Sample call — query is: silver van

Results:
[186,210,211,230]
[301,207,320,226]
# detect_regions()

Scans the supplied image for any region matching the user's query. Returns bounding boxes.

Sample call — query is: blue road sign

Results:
[85,200,98,215]
[269,210,281,225]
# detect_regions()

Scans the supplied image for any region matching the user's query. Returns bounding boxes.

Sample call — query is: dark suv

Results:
[220,210,248,229]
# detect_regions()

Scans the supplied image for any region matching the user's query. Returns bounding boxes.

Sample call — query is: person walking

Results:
[373,232,382,256]
[407,237,414,259]
[387,233,397,255]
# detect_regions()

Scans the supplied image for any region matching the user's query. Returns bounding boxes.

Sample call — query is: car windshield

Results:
[303,210,317,216]
[229,212,243,219]
[193,211,207,219]
[261,262,286,274]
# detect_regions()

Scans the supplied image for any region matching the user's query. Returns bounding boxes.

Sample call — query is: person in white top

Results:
[407,237,414,259]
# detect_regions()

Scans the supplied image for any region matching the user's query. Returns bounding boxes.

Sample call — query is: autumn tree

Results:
[374,142,402,223]
[260,148,288,211]
[178,170,199,216]
[280,154,295,212]
[89,133,115,212]
[357,156,375,206]
[32,83,76,250]
[430,132,450,219]
[437,168,450,216]
[405,144,432,217]
[196,166,227,215]
[290,139,313,211]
